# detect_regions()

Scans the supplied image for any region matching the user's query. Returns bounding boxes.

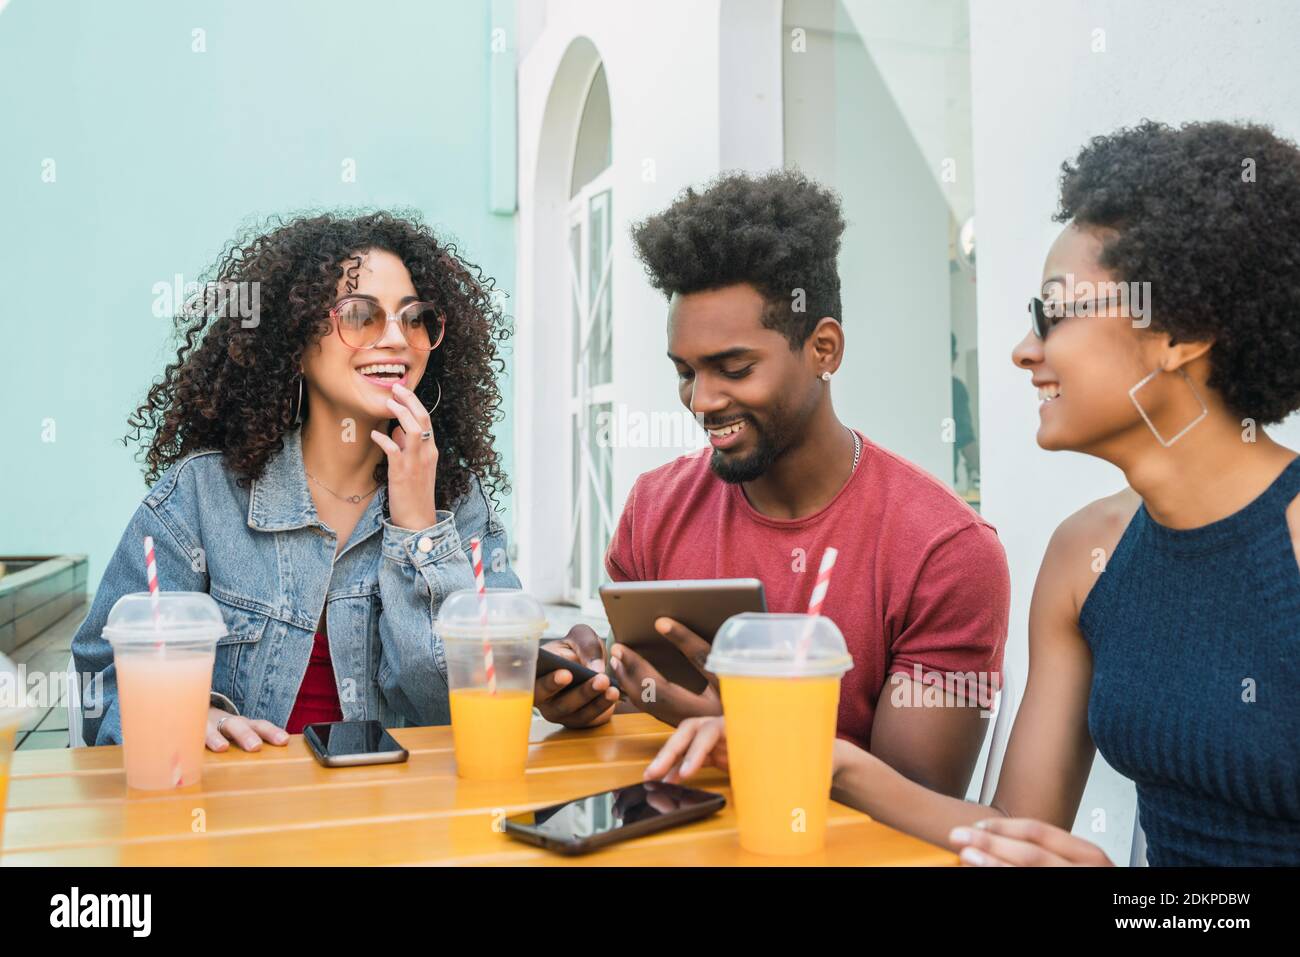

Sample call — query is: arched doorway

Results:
[519,37,612,611]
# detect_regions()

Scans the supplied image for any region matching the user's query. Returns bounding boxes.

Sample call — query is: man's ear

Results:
[807,316,845,376]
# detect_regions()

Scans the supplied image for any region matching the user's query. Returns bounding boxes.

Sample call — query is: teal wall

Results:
[0,0,517,590]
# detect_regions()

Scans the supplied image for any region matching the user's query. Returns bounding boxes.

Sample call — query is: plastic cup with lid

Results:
[707,612,854,855]
[103,591,226,790]
[437,587,547,779]
[0,651,33,843]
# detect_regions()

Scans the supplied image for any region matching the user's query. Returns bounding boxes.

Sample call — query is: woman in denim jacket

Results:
[73,212,570,751]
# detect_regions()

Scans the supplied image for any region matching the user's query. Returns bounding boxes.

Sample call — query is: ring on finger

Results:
[420,429,433,441]
[216,715,232,734]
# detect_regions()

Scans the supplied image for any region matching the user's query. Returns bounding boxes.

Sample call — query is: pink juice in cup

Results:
[0,651,32,846]
[103,592,225,790]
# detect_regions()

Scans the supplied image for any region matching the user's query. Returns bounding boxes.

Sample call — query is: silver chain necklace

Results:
[851,429,862,472]
[306,469,379,505]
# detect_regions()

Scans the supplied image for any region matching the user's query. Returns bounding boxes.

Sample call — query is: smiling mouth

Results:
[705,420,746,437]
[356,363,409,388]
[1037,384,1062,404]
[704,418,749,450]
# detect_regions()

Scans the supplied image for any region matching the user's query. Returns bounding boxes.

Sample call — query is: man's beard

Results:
[708,415,792,484]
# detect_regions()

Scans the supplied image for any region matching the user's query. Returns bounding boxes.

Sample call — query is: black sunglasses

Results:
[1027,296,1124,340]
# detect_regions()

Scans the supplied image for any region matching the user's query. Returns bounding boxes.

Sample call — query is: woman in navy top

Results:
[647,119,1300,866]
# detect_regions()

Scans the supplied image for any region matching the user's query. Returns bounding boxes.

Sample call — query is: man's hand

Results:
[609,617,722,726]
[948,818,1114,867]
[533,624,620,728]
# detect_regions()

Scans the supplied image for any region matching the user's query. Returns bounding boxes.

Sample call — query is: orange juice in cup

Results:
[707,613,853,856]
[448,688,536,779]
[438,588,546,780]
[103,592,224,790]
[0,651,32,847]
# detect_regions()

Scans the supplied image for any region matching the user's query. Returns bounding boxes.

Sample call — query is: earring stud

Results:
[821,371,832,382]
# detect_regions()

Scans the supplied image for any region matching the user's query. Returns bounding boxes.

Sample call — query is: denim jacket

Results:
[72,427,519,746]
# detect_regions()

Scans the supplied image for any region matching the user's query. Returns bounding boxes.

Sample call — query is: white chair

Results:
[1130,818,1148,866]
[978,665,1017,805]
[65,653,86,748]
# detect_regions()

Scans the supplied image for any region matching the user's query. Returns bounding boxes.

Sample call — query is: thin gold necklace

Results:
[305,469,380,505]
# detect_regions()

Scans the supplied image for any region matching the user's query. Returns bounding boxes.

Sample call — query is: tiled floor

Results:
[10,599,84,751]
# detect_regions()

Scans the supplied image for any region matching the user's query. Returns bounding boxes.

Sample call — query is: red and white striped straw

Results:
[470,536,496,695]
[806,546,838,618]
[143,536,161,629]
[795,546,838,664]
[144,535,165,652]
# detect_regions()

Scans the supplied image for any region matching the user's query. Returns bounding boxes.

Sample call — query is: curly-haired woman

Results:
[647,120,1300,866]
[73,211,611,751]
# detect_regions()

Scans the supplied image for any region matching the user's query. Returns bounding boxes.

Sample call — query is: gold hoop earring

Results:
[1128,366,1207,447]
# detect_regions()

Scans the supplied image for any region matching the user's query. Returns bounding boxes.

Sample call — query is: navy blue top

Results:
[1079,456,1300,865]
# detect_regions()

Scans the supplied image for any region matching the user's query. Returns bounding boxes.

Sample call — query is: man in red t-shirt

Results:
[534,170,1009,797]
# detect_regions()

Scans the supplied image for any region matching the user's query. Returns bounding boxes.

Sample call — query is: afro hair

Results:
[630,169,846,347]
[1056,119,1300,425]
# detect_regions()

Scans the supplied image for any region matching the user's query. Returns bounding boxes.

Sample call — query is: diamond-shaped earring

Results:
[1128,366,1208,447]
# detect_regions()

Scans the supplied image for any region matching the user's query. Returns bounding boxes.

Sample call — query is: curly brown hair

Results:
[126,210,511,510]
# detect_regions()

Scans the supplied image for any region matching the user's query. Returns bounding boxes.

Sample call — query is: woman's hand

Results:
[948,818,1114,867]
[371,382,439,531]
[205,707,288,752]
[643,715,729,782]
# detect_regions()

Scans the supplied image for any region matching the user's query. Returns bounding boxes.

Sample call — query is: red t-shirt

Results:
[604,432,1010,750]
[286,630,344,734]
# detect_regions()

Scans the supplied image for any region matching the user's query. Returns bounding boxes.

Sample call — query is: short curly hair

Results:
[125,210,511,510]
[1056,119,1300,425]
[630,169,846,347]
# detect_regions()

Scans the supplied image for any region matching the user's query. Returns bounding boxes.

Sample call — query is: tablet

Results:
[598,579,767,694]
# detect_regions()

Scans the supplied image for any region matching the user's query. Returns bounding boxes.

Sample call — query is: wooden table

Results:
[2,713,956,865]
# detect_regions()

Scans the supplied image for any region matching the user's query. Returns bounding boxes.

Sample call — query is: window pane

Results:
[588,189,613,386]
[586,401,614,597]
[570,65,612,198]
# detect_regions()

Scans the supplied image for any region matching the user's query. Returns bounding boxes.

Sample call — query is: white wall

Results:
[970,0,1300,863]
[512,0,783,598]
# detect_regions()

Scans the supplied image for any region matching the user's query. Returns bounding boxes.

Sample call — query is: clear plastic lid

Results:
[437,587,548,640]
[0,651,31,729]
[706,612,854,678]
[102,591,228,645]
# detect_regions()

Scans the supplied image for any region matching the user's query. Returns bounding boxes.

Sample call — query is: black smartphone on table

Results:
[304,720,409,767]
[503,781,726,854]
